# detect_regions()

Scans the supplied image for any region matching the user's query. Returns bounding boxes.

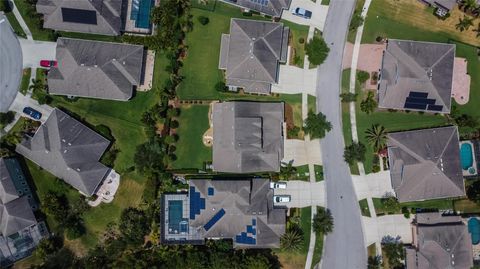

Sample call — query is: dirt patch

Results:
[64,237,88,257]
[276,251,306,269]
[284,103,295,130]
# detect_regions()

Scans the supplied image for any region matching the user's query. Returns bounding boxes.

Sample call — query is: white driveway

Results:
[352,171,394,200]
[19,39,56,68]
[281,0,329,31]
[273,180,325,208]
[283,138,322,166]
[363,215,414,247]
[272,64,317,95]
[9,93,54,123]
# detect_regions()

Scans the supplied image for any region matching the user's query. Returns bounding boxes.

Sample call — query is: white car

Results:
[270,182,287,189]
[274,195,291,203]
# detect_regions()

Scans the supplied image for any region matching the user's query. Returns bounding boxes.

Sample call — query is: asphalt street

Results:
[316,1,367,268]
[0,13,23,112]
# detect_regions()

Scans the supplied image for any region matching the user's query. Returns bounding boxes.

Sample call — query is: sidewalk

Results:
[10,0,32,40]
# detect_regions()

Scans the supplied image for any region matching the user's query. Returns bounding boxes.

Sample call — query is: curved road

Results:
[316,1,367,268]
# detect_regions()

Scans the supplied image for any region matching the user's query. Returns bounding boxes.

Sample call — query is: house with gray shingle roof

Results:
[47,38,144,101]
[16,109,111,196]
[223,0,291,18]
[378,39,455,113]
[161,178,286,248]
[406,212,473,269]
[0,158,48,267]
[212,101,284,173]
[387,126,465,202]
[36,0,124,36]
[219,19,289,94]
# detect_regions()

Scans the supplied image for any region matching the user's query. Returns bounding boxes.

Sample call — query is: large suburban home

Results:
[219,19,289,94]
[48,38,144,101]
[387,126,465,202]
[161,178,286,248]
[212,101,284,173]
[36,0,124,36]
[16,109,115,197]
[0,158,48,267]
[406,212,473,269]
[419,0,457,16]
[378,39,455,113]
[222,0,291,18]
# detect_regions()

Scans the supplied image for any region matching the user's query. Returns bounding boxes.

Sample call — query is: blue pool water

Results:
[168,200,184,233]
[469,218,480,245]
[130,0,153,29]
[460,143,474,170]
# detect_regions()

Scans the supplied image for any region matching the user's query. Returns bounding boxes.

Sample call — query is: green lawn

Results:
[373,197,454,215]
[281,20,309,68]
[171,105,212,170]
[308,94,316,113]
[314,165,324,181]
[355,89,449,173]
[57,31,121,42]
[5,12,26,38]
[13,0,55,41]
[19,68,31,95]
[178,3,307,100]
[454,198,480,213]
[300,207,312,255]
[347,0,366,43]
[359,199,371,217]
[341,69,360,175]
[320,0,330,5]
[311,207,325,268]
[294,165,311,181]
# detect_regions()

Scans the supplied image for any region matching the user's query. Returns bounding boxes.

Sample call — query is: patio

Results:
[452,57,471,105]
[342,42,386,89]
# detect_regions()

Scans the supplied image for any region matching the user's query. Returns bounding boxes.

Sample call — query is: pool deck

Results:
[124,0,159,34]
[461,141,478,177]
[162,193,203,243]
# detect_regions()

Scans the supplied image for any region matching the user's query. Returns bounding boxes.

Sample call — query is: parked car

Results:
[40,60,58,68]
[274,195,291,203]
[23,107,42,120]
[292,7,312,19]
[270,182,287,189]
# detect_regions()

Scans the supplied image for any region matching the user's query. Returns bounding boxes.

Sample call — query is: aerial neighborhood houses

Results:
[0,158,48,267]
[377,37,479,266]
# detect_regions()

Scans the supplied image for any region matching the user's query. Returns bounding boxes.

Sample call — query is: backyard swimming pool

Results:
[168,200,188,234]
[469,218,480,245]
[461,142,473,170]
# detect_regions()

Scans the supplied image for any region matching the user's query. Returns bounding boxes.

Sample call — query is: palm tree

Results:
[455,16,474,32]
[367,255,382,269]
[461,0,478,13]
[473,23,480,37]
[360,91,377,114]
[312,207,334,234]
[365,124,388,152]
[280,227,304,251]
[303,111,332,139]
[280,160,297,179]
[29,78,44,93]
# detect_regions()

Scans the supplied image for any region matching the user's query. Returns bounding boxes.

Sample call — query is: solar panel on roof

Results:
[427,104,444,111]
[404,102,427,110]
[204,209,226,231]
[405,97,436,105]
[408,91,428,98]
[61,8,97,25]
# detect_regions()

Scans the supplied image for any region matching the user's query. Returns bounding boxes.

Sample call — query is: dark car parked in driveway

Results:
[23,107,42,120]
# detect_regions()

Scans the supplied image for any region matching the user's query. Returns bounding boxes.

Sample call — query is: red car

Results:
[40,60,57,68]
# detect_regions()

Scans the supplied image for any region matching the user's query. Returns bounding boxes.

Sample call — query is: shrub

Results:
[344,142,366,164]
[215,81,227,92]
[375,36,383,42]
[401,207,410,218]
[305,36,330,65]
[360,91,377,114]
[349,12,364,31]
[372,164,380,173]
[242,11,253,16]
[170,120,179,129]
[287,126,300,138]
[357,70,370,84]
[0,111,15,126]
[298,37,305,44]
[340,92,357,102]
[197,16,209,25]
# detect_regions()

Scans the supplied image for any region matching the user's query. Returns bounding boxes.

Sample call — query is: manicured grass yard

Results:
[5,12,26,38]
[13,0,55,41]
[359,198,371,217]
[281,20,309,68]
[341,69,360,175]
[171,104,212,170]
[362,0,480,46]
[178,3,308,99]
[373,197,454,215]
[311,207,325,268]
[19,68,31,95]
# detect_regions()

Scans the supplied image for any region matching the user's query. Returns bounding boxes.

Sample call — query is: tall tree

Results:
[305,36,330,65]
[344,142,366,164]
[455,16,474,32]
[312,207,334,234]
[365,124,387,152]
[280,160,297,179]
[303,111,332,139]
[360,91,377,114]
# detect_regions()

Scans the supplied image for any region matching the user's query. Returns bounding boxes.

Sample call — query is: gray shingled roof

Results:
[224,0,291,17]
[190,178,286,248]
[212,102,284,173]
[387,126,465,202]
[378,39,455,113]
[406,212,473,269]
[0,159,37,237]
[420,0,457,10]
[36,0,123,35]
[219,19,289,94]
[47,38,144,101]
[16,109,111,196]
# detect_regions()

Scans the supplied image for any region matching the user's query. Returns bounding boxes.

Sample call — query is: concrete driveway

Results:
[9,93,54,123]
[19,39,56,68]
[281,0,329,30]
[273,180,325,208]
[272,65,317,95]
[0,14,23,112]
[363,215,414,247]
[352,171,394,200]
[283,138,322,166]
